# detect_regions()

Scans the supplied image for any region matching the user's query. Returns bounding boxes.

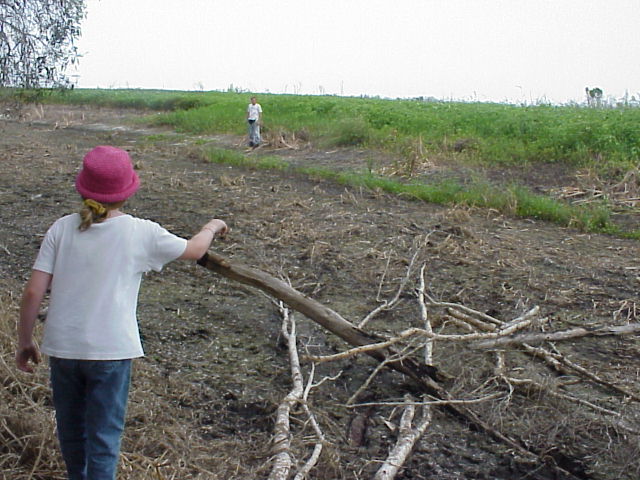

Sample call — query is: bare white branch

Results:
[269,305,303,480]
[417,264,433,365]
[374,395,433,480]
[474,323,640,348]
[347,392,503,408]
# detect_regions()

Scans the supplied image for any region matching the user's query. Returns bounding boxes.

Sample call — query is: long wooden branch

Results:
[199,252,381,348]
[197,252,441,393]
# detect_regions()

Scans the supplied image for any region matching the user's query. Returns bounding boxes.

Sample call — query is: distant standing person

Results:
[246,96,263,147]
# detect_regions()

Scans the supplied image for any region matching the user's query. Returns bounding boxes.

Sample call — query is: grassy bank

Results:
[202,146,628,237]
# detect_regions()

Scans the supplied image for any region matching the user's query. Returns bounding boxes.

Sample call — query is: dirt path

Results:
[2,105,639,479]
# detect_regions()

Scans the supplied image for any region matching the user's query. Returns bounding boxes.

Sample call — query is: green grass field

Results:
[3,87,639,237]
[30,88,640,171]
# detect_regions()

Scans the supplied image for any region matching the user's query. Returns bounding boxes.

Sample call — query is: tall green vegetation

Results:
[38,88,640,175]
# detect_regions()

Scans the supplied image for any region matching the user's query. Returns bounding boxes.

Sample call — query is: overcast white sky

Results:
[74,0,640,104]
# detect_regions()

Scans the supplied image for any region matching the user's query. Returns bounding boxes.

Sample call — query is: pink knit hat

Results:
[75,146,140,203]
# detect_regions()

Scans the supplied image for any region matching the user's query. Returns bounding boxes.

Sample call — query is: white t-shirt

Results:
[247,103,262,121]
[33,213,187,360]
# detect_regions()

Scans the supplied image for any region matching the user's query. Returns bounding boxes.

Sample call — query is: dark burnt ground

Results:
[1,105,639,480]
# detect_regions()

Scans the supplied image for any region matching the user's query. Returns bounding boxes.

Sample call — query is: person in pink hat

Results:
[16,145,228,480]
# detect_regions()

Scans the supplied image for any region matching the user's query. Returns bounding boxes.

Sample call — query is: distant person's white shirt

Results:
[247,103,262,121]
[34,213,187,360]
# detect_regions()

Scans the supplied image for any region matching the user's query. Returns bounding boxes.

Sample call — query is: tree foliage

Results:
[0,0,85,89]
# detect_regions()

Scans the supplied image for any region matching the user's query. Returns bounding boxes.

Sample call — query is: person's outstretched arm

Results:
[179,219,228,261]
[16,269,51,372]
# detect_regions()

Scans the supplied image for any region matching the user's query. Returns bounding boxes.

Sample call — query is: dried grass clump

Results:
[262,128,308,150]
[558,167,640,208]
[0,283,66,480]
[0,282,266,480]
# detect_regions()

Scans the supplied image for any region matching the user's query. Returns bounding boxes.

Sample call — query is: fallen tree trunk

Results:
[197,252,440,392]
[199,252,381,349]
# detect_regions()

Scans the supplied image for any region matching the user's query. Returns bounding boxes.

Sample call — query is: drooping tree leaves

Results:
[0,0,86,89]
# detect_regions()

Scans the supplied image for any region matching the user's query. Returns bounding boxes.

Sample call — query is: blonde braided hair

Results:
[78,199,124,231]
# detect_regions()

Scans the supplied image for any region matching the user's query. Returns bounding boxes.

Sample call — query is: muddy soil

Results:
[2,105,639,480]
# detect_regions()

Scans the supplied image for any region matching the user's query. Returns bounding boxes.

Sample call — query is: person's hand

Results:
[203,219,229,238]
[16,342,40,373]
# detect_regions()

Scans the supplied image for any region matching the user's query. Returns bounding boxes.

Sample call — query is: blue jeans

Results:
[50,357,132,480]
[248,119,261,146]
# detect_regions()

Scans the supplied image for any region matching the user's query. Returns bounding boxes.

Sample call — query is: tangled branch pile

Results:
[196,232,640,480]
